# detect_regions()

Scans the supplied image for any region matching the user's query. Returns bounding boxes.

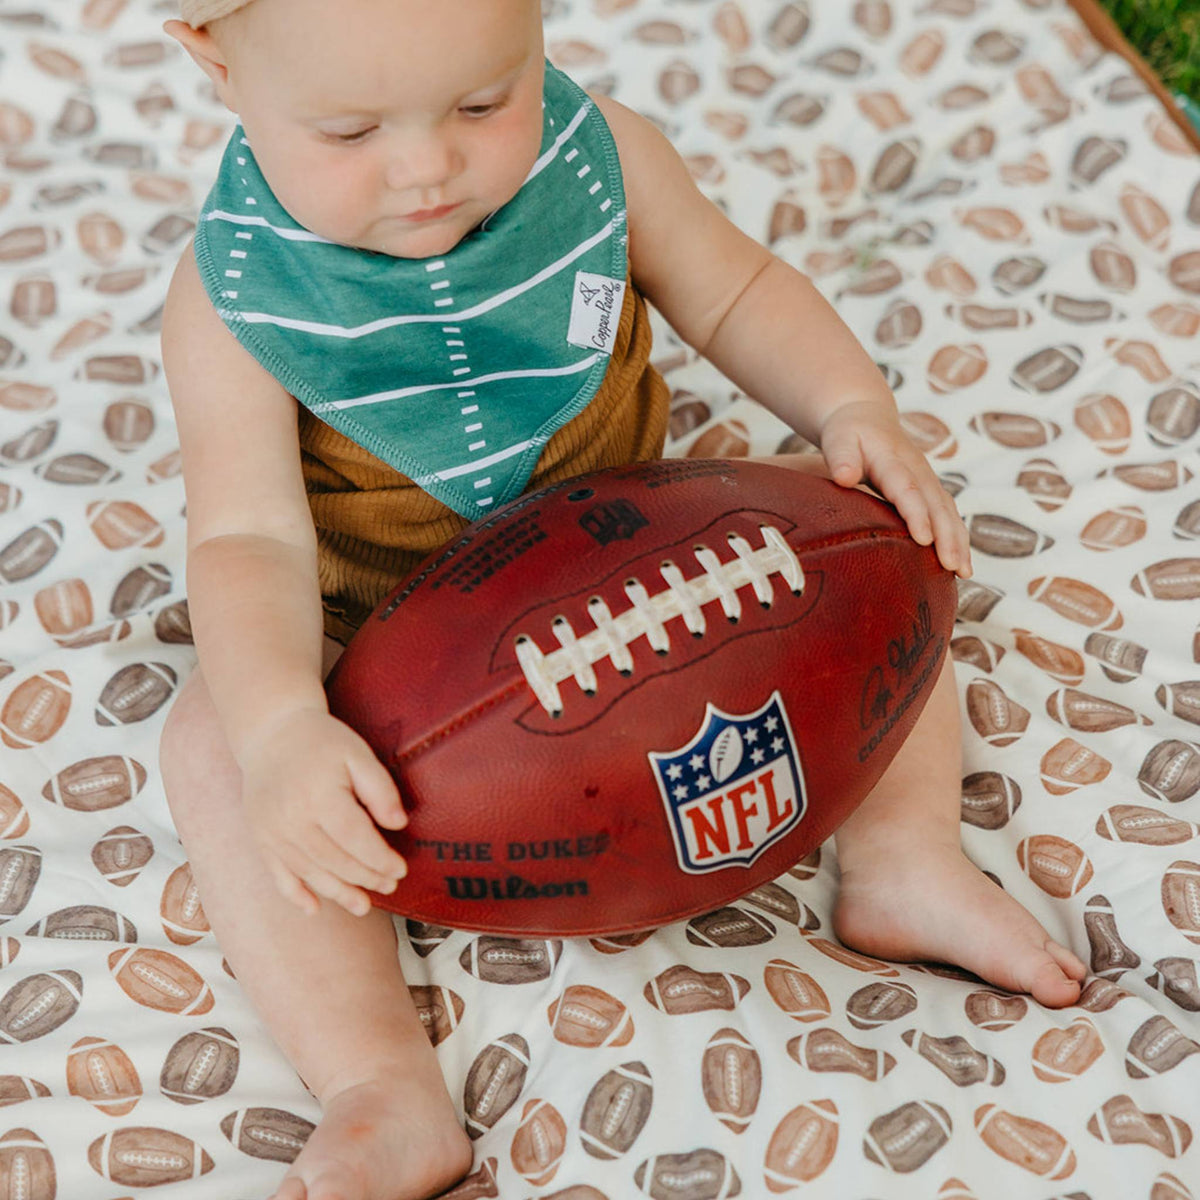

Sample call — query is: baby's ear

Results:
[162,19,239,112]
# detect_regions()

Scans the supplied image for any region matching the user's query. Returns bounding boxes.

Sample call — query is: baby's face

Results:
[211,0,546,259]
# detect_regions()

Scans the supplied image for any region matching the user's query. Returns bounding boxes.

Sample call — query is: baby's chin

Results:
[359,210,490,261]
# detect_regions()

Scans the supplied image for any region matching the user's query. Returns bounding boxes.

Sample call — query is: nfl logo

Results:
[648,691,806,874]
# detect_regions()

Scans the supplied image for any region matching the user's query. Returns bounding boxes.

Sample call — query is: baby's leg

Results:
[830,656,1088,1007]
[158,640,472,1200]
[755,452,1086,1005]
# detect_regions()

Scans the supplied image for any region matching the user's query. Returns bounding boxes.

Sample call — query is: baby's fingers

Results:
[347,745,406,831]
[870,456,935,546]
[263,853,321,917]
[280,833,377,916]
[822,425,866,488]
[300,864,374,917]
[305,820,404,901]
[930,491,972,577]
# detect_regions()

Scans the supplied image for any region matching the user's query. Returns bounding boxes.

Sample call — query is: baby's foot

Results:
[270,1062,472,1200]
[832,838,1087,1007]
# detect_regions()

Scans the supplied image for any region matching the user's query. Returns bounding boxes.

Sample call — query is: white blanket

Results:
[0,1,1198,1195]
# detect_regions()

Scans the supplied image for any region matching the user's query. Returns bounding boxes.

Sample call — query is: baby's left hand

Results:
[819,400,972,578]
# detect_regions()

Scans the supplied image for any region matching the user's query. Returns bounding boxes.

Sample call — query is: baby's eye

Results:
[460,103,499,118]
[328,127,375,144]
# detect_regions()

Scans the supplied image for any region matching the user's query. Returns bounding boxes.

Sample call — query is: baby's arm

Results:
[595,95,971,578]
[161,244,407,914]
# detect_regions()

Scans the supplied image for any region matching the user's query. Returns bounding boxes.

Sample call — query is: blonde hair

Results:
[179,0,254,27]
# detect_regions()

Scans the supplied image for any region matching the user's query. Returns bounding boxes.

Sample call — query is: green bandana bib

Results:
[194,62,628,518]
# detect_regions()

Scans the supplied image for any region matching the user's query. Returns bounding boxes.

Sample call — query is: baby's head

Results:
[166,0,545,259]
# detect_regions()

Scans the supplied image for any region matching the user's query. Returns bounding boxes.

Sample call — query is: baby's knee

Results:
[159,671,226,809]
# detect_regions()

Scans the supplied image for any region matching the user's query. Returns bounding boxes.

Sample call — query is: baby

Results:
[158,1,1089,1198]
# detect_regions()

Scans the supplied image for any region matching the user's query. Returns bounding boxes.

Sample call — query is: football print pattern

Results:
[0,0,1197,1196]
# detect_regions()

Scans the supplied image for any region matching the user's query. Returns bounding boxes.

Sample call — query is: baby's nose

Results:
[385,134,458,193]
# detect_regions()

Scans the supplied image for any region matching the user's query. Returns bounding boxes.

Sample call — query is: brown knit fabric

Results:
[298,274,669,644]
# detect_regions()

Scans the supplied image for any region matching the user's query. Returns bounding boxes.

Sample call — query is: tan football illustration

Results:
[701,1028,761,1133]
[975,1105,1076,1177]
[1084,894,1141,977]
[0,846,41,923]
[800,934,898,977]
[864,1100,952,1173]
[965,989,1027,1031]
[1097,805,1198,846]
[0,970,84,1043]
[1080,506,1147,550]
[902,1030,1005,1086]
[1013,630,1084,684]
[1017,835,1094,898]
[1017,457,1072,510]
[408,984,464,1046]
[1046,687,1150,732]
[67,1036,142,1115]
[763,959,831,1022]
[459,936,563,983]
[1031,1018,1104,1082]
[686,906,776,948]
[899,410,957,456]
[0,1128,57,1199]
[92,825,155,886]
[85,499,164,549]
[89,1127,215,1186]
[94,661,177,726]
[511,1097,567,1186]
[961,770,1022,829]
[160,1027,240,1104]
[1073,392,1131,453]
[550,984,634,1045]
[966,515,1053,557]
[160,861,210,945]
[846,981,918,1030]
[33,576,92,636]
[789,1027,896,1080]
[635,1148,740,1198]
[1028,575,1123,629]
[1041,737,1111,795]
[0,669,71,749]
[580,1061,653,1158]
[220,1107,313,1162]
[1084,631,1148,681]
[1088,1094,1192,1158]
[966,678,1030,746]
[1138,739,1200,804]
[1125,1015,1200,1079]
[643,966,749,1016]
[1161,862,1200,945]
[950,634,1005,672]
[764,1100,838,1191]
[108,947,214,1016]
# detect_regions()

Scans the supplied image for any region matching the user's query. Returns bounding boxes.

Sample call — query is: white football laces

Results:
[515,525,804,717]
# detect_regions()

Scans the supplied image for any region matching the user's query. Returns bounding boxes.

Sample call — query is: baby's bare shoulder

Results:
[588,91,772,354]
[162,236,292,420]
[161,241,314,550]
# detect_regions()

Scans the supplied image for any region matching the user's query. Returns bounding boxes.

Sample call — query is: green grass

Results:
[1099,0,1200,107]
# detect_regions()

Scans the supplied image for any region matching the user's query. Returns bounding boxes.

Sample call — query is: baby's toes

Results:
[1048,938,1089,981]
[1027,946,1085,1009]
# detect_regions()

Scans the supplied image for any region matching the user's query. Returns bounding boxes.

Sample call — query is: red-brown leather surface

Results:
[326,459,956,935]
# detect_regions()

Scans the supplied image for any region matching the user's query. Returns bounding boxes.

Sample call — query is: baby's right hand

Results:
[236,709,408,917]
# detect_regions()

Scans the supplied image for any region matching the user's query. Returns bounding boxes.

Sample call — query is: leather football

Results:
[325,459,956,935]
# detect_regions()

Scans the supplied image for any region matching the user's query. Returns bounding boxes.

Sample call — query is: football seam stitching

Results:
[393,528,916,764]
